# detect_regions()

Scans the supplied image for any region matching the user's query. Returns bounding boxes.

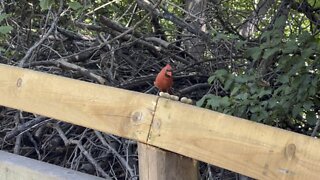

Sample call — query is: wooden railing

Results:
[0,63,320,179]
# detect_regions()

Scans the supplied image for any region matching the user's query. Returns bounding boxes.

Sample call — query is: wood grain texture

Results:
[1,64,320,179]
[149,98,320,180]
[138,143,199,180]
[0,64,157,142]
[0,150,102,180]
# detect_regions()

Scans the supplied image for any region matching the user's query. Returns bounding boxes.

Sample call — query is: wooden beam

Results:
[0,64,156,143]
[0,150,102,180]
[150,98,320,179]
[0,64,320,179]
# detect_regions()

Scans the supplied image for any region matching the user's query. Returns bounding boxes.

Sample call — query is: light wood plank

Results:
[1,64,320,179]
[0,150,103,180]
[0,64,156,143]
[149,98,320,180]
[138,143,199,180]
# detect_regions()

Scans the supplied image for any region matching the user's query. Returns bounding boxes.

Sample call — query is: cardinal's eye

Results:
[165,69,172,78]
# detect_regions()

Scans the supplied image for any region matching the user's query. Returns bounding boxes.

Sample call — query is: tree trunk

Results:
[183,0,207,61]
[239,0,275,38]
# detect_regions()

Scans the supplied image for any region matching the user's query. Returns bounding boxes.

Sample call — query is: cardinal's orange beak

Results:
[165,69,172,78]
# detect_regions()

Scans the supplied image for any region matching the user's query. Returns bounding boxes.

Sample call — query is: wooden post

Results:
[138,143,199,180]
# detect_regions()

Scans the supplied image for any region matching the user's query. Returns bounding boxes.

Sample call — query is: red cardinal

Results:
[154,64,173,93]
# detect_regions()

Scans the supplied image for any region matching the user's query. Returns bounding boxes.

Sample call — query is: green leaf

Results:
[207,96,222,108]
[235,93,248,100]
[259,110,269,123]
[298,31,312,43]
[196,96,206,107]
[282,40,298,54]
[220,96,230,107]
[235,40,246,50]
[234,76,248,83]
[268,98,278,108]
[303,101,313,110]
[291,76,303,88]
[311,78,318,87]
[258,89,272,98]
[263,47,278,60]
[208,75,215,84]
[278,75,289,84]
[260,31,272,41]
[245,47,261,61]
[288,60,304,76]
[0,26,13,34]
[269,37,282,47]
[213,33,228,41]
[250,106,261,113]
[301,48,314,59]
[277,55,291,69]
[306,111,317,125]
[39,0,53,11]
[230,86,240,96]
[224,78,233,90]
[309,86,316,96]
[214,69,228,82]
[249,84,258,94]
[196,94,216,107]
[308,0,320,8]
[0,13,9,23]
[234,105,247,118]
[68,1,82,10]
[274,16,286,29]
[292,105,302,118]
[284,86,291,95]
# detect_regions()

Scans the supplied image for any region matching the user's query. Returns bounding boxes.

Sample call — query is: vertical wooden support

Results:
[138,143,199,180]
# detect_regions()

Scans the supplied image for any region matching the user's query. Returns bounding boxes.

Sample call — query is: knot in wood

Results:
[16,78,22,87]
[131,112,142,122]
[152,119,161,130]
[285,143,296,160]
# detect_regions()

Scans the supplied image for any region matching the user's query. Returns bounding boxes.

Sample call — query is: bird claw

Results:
[159,92,171,99]
[158,92,193,104]
[180,97,193,104]
[159,92,179,100]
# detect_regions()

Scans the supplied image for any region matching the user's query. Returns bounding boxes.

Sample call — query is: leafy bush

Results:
[198,30,320,129]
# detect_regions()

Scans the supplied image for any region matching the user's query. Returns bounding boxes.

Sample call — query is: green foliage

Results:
[307,0,320,8]
[198,31,320,127]
[0,14,10,22]
[0,26,13,34]
[39,0,54,11]
[0,13,12,36]
[68,1,82,10]
[198,1,320,129]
